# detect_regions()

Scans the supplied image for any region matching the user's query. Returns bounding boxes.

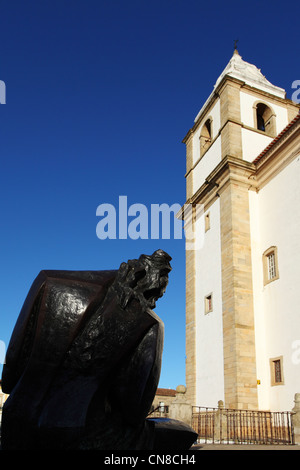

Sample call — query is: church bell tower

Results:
[183,49,299,409]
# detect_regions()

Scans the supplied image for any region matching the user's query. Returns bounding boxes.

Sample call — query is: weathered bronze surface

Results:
[1,250,197,449]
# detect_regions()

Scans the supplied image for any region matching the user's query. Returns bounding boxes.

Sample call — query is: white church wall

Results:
[192,138,222,193]
[240,92,256,128]
[251,155,300,411]
[194,198,224,407]
[242,128,272,162]
[259,155,300,411]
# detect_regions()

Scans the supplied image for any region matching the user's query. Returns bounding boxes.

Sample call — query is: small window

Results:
[200,118,213,157]
[263,246,279,285]
[255,103,276,137]
[270,357,284,386]
[205,293,213,314]
[205,212,210,232]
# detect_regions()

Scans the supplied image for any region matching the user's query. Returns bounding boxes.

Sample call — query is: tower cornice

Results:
[178,155,256,219]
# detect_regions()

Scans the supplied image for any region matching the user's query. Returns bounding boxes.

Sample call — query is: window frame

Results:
[253,102,277,138]
[204,293,213,314]
[205,212,210,232]
[199,117,213,158]
[270,356,284,386]
[263,246,279,286]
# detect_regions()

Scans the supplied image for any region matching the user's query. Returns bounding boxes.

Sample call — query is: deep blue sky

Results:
[0,0,299,389]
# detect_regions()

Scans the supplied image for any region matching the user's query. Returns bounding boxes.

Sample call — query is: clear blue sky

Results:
[0,0,299,389]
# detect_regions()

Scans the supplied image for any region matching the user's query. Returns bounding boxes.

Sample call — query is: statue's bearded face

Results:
[134,250,172,309]
[114,249,172,310]
[138,265,170,309]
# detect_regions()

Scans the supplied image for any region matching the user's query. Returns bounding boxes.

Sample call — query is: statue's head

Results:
[137,249,172,309]
[115,249,172,309]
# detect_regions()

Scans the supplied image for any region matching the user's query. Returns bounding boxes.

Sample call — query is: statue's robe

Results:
[1,269,163,449]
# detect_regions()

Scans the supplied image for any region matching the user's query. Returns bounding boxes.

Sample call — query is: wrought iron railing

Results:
[192,406,295,445]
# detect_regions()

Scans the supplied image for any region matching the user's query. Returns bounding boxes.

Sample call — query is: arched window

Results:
[255,103,276,137]
[200,118,213,157]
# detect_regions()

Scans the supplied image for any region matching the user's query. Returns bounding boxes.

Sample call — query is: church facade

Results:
[182,50,300,411]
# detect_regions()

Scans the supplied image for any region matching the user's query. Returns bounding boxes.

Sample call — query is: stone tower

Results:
[182,50,299,409]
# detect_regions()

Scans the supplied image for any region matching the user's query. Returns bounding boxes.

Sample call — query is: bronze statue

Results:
[1,250,197,450]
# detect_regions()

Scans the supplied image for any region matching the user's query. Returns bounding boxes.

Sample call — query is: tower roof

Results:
[215,50,286,97]
[194,50,286,123]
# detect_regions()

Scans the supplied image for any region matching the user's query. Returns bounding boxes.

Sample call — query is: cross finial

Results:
[234,39,239,51]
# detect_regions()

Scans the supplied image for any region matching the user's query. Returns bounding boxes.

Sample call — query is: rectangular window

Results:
[267,252,276,280]
[204,294,213,314]
[205,212,210,232]
[263,246,279,285]
[270,356,284,386]
[274,360,281,383]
